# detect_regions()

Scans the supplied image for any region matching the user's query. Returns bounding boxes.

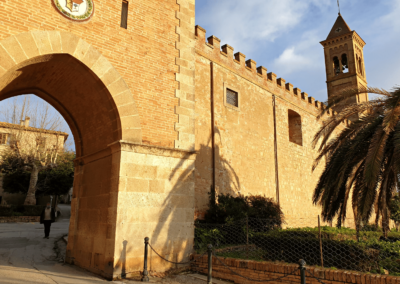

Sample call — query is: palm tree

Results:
[312,86,400,236]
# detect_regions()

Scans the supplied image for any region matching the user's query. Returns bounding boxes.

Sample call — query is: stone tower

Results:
[320,13,368,111]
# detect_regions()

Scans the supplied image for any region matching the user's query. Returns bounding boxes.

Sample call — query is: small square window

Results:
[226,88,238,107]
[223,83,240,111]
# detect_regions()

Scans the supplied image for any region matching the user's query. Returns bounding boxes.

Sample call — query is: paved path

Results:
[0,204,111,284]
[0,204,228,284]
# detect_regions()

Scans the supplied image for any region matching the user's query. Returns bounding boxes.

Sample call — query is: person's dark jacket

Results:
[40,207,56,224]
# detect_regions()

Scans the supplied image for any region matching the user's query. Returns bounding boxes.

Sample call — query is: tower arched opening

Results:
[333,56,341,75]
[341,54,349,73]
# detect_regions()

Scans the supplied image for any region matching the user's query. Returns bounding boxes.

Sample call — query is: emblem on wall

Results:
[53,0,94,21]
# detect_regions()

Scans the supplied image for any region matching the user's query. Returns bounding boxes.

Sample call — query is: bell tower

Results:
[320,13,368,111]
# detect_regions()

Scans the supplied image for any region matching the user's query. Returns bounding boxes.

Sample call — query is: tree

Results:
[1,151,75,197]
[36,151,75,196]
[312,86,400,237]
[0,95,71,205]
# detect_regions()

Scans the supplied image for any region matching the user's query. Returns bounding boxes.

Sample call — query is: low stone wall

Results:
[0,216,40,223]
[192,254,400,284]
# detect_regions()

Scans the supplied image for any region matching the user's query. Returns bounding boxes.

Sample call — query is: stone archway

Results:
[0,31,142,150]
[0,31,142,279]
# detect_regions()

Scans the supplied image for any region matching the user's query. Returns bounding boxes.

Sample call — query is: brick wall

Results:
[0,0,187,148]
[193,254,400,284]
[0,216,40,223]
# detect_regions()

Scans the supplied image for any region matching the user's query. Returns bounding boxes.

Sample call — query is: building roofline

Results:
[0,121,69,142]
[320,30,366,47]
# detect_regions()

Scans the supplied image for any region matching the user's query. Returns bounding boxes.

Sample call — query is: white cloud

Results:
[273,47,313,74]
[272,31,322,75]
[196,0,332,53]
[377,0,400,31]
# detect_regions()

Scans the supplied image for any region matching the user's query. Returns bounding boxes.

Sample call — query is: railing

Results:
[141,237,337,284]
[194,217,400,275]
[140,217,400,282]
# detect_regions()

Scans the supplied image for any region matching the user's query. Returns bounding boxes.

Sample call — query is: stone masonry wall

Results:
[111,142,196,279]
[194,26,353,226]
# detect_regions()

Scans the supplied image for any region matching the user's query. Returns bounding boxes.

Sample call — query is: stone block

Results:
[60,31,79,55]
[73,39,91,62]
[1,35,27,64]
[47,31,62,53]
[81,46,102,68]
[32,31,53,55]
[149,179,166,193]
[126,178,149,193]
[0,45,16,70]
[91,55,113,79]
[15,32,40,59]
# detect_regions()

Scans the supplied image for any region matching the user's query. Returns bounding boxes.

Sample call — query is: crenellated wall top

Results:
[195,25,350,126]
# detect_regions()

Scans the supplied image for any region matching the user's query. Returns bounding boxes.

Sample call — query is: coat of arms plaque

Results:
[53,0,94,21]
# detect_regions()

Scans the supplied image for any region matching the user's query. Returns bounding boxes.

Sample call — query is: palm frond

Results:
[363,126,388,189]
[320,86,391,116]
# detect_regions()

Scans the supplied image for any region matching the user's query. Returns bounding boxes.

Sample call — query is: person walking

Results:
[40,202,56,239]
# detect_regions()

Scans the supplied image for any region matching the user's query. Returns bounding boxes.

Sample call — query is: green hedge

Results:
[250,230,400,274]
[251,232,379,272]
[0,205,45,217]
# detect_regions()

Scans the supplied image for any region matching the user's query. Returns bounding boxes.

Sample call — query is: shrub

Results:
[0,205,45,217]
[251,231,379,272]
[194,224,225,252]
[203,192,284,226]
[22,205,45,216]
[0,206,14,217]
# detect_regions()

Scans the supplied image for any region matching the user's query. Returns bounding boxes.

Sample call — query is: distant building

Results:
[0,117,68,205]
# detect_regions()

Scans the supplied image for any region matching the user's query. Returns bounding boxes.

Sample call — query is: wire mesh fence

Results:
[194,217,400,276]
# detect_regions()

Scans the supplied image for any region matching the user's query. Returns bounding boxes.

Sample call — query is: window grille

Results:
[226,88,238,107]
[121,1,129,29]
[0,133,8,145]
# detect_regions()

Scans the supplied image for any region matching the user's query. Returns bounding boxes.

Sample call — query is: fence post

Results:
[246,216,249,260]
[207,244,213,284]
[318,215,324,267]
[141,237,149,282]
[299,259,306,284]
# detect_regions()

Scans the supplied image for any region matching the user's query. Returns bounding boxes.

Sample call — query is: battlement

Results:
[194,25,343,119]
[195,26,351,126]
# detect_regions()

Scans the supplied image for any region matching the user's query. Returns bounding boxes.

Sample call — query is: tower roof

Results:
[326,14,352,40]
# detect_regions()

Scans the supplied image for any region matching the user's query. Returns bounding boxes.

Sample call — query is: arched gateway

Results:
[0,24,196,279]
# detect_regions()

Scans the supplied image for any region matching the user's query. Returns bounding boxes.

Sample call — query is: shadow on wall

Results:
[149,129,240,271]
[115,240,129,278]
[214,127,241,197]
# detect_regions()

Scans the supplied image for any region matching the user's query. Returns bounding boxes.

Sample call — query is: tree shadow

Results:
[149,129,240,272]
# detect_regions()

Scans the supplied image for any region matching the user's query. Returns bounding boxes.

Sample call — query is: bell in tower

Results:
[320,13,368,113]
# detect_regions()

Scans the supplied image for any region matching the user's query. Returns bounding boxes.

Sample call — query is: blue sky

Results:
[196,0,400,101]
[1,1,399,152]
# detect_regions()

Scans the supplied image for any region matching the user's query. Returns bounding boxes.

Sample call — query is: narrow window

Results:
[333,56,340,75]
[358,57,363,76]
[37,137,47,152]
[341,54,349,73]
[226,88,239,107]
[288,110,302,146]
[356,55,359,74]
[121,1,129,29]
